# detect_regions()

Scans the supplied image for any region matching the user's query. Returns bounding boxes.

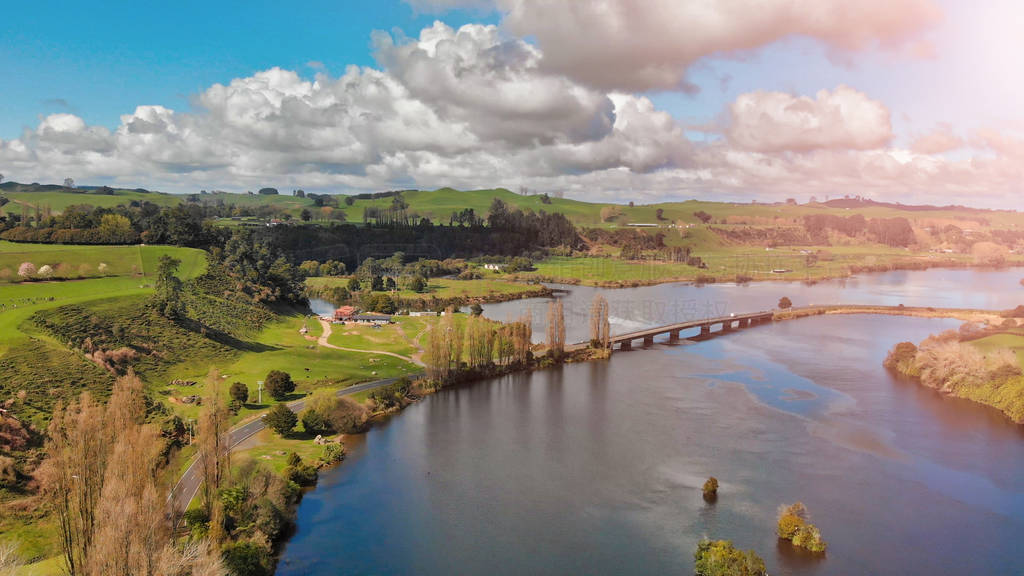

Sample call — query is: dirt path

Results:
[317,318,423,366]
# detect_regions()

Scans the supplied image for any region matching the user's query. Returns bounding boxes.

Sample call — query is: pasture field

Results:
[0,187,180,213]
[157,311,421,423]
[0,241,206,283]
[511,246,993,286]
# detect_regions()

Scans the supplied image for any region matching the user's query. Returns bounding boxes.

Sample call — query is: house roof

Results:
[334,305,357,316]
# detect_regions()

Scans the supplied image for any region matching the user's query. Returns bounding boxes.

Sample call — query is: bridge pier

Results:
[700,324,711,337]
[722,321,733,332]
[739,318,750,328]
[619,339,632,351]
[668,329,680,342]
[643,335,654,346]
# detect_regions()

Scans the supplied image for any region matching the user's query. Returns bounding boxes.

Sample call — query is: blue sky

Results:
[3,0,1012,143]
[0,0,497,138]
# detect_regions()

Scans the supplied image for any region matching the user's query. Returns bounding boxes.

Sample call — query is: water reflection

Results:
[279,312,1024,575]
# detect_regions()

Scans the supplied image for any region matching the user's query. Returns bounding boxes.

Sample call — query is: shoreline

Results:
[201,301,1013,572]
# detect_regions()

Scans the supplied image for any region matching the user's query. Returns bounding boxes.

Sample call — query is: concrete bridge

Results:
[570,310,775,351]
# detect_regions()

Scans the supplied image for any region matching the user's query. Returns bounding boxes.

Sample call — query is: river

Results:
[283,268,1024,575]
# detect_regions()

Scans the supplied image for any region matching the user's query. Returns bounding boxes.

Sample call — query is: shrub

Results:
[264,404,297,435]
[0,455,17,487]
[694,539,767,576]
[264,370,295,400]
[702,476,719,499]
[883,342,918,372]
[222,540,272,576]
[792,524,828,552]
[322,442,346,464]
[283,456,318,486]
[327,396,369,434]
[777,502,826,552]
[182,508,210,539]
[778,296,793,309]
[17,262,35,278]
[229,381,249,404]
[300,407,331,435]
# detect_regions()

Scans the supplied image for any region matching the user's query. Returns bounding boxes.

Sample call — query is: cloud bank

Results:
[1,15,1021,206]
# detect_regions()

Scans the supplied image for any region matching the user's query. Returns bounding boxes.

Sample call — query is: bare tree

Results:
[43,393,108,576]
[510,310,533,365]
[547,299,566,358]
[197,369,230,543]
[0,540,24,575]
[590,294,610,348]
[64,177,75,189]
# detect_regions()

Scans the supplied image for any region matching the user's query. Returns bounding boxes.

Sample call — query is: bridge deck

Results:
[610,311,773,343]
[568,310,774,351]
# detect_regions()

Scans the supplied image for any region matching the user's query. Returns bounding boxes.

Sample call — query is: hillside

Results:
[4,180,1024,231]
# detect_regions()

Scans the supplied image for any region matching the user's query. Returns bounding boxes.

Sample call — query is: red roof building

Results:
[333,306,357,320]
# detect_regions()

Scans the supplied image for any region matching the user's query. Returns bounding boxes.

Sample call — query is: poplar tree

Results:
[590,294,610,348]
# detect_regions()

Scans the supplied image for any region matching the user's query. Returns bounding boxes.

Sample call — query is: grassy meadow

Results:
[0,241,206,283]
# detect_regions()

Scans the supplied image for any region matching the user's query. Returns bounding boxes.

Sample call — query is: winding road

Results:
[168,373,422,520]
[170,319,429,519]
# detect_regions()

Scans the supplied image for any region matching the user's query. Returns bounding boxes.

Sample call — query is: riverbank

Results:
[774,305,1004,324]
[884,324,1024,424]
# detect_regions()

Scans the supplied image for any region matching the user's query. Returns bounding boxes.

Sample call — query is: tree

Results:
[264,404,297,436]
[40,373,224,576]
[264,370,295,400]
[229,382,249,404]
[371,275,385,291]
[64,177,75,189]
[600,206,622,222]
[409,275,427,293]
[300,208,312,222]
[152,255,183,318]
[655,208,665,220]
[777,502,827,552]
[98,213,136,243]
[257,187,278,195]
[590,294,610,348]
[693,210,713,224]
[197,371,230,537]
[694,539,767,576]
[547,299,566,358]
[300,407,330,435]
[778,296,792,309]
[347,277,361,292]
[17,262,35,278]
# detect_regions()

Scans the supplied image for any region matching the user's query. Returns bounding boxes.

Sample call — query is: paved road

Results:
[168,374,421,521]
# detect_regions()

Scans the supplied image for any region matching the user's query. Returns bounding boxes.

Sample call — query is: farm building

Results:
[351,313,392,325]
[333,305,357,321]
[409,311,437,317]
